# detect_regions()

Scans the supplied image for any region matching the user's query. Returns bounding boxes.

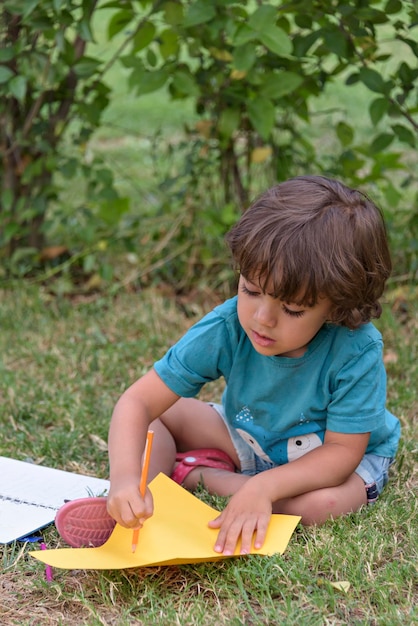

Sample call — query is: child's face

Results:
[237,275,333,358]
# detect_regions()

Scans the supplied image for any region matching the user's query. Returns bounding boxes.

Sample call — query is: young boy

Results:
[56,176,400,555]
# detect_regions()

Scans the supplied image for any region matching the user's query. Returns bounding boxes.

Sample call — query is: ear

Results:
[324,303,336,322]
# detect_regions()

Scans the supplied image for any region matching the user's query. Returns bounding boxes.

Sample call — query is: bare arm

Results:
[210,430,370,554]
[255,430,370,501]
[107,369,179,528]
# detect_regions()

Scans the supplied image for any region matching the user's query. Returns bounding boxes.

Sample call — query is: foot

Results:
[55,497,116,548]
[171,448,236,486]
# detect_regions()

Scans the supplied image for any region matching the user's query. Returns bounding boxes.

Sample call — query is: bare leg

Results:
[147,397,245,495]
[272,472,367,525]
[146,418,177,481]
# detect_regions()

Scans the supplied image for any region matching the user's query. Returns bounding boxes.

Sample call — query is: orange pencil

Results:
[132,430,154,553]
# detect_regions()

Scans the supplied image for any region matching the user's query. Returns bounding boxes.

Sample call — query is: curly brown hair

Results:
[225,176,392,329]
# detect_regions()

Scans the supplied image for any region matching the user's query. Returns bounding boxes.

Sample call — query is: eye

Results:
[241,284,260,297]
[282,304,305,318]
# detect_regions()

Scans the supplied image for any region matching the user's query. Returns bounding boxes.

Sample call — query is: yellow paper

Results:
[30,473,300,570]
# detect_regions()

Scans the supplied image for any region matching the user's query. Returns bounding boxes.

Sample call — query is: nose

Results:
[253,299,277,328]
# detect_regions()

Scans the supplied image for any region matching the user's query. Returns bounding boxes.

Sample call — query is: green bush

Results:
[1,0,417,288]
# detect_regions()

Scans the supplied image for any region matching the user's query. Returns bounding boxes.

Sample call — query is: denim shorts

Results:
[210,402,394,505]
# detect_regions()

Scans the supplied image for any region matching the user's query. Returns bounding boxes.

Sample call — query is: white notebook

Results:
[0,456,110,543]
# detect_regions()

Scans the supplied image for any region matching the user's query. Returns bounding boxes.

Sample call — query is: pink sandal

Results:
[171,448,236,485]
[55,497,115,548]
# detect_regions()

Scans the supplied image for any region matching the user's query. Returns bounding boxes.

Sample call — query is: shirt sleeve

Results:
[326,339,387,434]
[153,305,238,397]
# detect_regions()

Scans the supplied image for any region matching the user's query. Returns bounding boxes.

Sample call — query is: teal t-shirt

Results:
[154,297,400,463]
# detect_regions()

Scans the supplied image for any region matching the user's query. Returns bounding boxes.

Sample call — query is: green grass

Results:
[0,283,416,625]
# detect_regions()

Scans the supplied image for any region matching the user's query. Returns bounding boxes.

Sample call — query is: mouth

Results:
[251,330,276,348]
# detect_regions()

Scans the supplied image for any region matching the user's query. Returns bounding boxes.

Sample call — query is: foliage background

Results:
[0,0,417,292]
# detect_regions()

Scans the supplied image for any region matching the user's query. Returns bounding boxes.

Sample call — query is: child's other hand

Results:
[208,486,272,555]
[106,479,154,529]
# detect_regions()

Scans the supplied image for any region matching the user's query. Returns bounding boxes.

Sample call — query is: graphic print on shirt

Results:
[233,405,324,464]
[235,428,273,462]
[287,433,323,461]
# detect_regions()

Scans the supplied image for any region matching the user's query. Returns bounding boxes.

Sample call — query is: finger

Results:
[106,499,128,527]
[128,498,148,524]
[143,489,154,518]
[253,516,270,550]
[109,496,145,528]
[239,520,257,555]
[214,518,244,556]
[208,513,223,529]
[107,503,137,528]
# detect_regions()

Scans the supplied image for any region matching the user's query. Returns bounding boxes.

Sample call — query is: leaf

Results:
[248,5,278,31]
[0,65,14,84]
[3,222,20,243]
[251,146,272,163]
[260,71,303,99]
[391,124,416,148]
[0,48,15,62]
[21,0,39,19]
[330,581,350,593]
[336,121,354,146]
[218,107,241,138]
[369,97,388,125]
[359,67,387,93]
[1,189,13,211]
[9,75,27,101]
[132,22,156,53]
[73,57,102,77]
[384,0,403,14]
[107,10,132,39]
[323,30,348,57]
[159,29,180,60]
[171,71,200,97]
[53,0,67,11]
[383,182,402,208]
[294,14,312,28]
[119,55,145,70]
[131,68,169,95]
[98,196,130,225]
[398,62,418,87]
[259,24,292,57]
[293,31,321,58]
[78,18,94,43]
[183,2,216,27]
[164,1,184,25]
[345,72,360,86]
[233,24,256,46]
[247,98,275,140]
[195,119,213,138]
[209,48,233,62]
[233,43,257,71]
[230,69,247,80]
[89,434,108,452]
[39,246,69,262]
[369,132,394,153]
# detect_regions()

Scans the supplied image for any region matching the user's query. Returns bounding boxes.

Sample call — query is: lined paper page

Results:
[0,456,109,543]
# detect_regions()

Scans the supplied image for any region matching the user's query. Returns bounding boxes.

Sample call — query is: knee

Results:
[281,490,344,526]
[300,491,340,526]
